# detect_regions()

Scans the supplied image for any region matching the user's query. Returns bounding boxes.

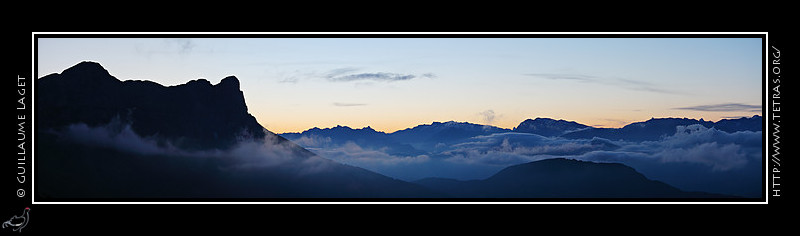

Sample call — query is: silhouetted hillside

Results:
[37,61,270,151]
[415,158,732,198]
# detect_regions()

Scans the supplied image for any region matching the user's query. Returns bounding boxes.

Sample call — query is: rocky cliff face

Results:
[37,61,269,151]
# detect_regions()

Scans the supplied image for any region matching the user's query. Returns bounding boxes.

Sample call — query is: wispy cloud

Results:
[478,109,497,124]
[279,67,436,84]
[135,38,200,57]
[324,67,361,78]
[325,68,435,83]
[329,71,437,82]
[333,102,367,107]
[615,78,678,94]
[166,38,196,54]
[277,77,299,83]
[524,73,597,82]
[478,110,495,124]
[329,72,417,82]
[421,73,438,79]
[525,73,683,95]
[674,103,761,112]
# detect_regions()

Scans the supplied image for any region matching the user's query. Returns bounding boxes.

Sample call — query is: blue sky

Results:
[36,35,763,133]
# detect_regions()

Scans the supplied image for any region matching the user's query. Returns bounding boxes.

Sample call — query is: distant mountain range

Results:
[36,61,756,199]
[279,116,762,198]
[281,121,513,155]
[391,121,512,151]
[281,115,761,151]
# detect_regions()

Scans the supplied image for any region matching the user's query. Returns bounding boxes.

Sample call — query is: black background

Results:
[6,16,792,233]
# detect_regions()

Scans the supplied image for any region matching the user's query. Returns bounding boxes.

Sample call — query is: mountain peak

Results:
[218,76,241,90]
[64,60,106,73]
[185,78,213,87]
[514,117,590,137]
[37,62,267,151]
[58,61,119,84]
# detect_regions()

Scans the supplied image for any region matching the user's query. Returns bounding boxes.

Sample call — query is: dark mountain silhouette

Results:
[513,117,590,137]
[286,125,388,138]
[561,116,762,141]
[37,61,271,151]
[415,158,731,198]
[35,61,440,199]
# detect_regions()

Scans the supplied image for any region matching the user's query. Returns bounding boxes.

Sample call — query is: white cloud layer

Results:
[62,118,761,197]
[58,119,333,174]
[287,123,762,196]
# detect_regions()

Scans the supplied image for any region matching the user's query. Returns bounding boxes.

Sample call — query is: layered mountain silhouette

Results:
[36,61,753,199]
[284,116,761,145]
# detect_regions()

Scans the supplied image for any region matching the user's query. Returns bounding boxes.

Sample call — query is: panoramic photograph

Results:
[34,36,764,201]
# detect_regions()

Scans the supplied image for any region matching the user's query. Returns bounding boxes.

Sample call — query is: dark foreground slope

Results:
[36,133,437,199]
[415,158,731,198]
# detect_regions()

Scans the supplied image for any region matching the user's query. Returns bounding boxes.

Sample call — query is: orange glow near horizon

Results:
[38,37,764,135]
[258,111,763,134]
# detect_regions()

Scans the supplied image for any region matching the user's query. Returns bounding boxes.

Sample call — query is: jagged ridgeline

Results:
[37,61,275,151]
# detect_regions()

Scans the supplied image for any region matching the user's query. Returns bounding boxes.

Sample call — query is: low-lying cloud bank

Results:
[55,118,762,197]
[57,118,333,174]
[571,124,761,171]
[286,124,762,197]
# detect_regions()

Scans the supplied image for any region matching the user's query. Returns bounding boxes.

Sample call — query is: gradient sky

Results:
[36,35,763,133]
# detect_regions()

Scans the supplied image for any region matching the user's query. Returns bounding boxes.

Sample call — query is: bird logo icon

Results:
[2,207,29,233]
